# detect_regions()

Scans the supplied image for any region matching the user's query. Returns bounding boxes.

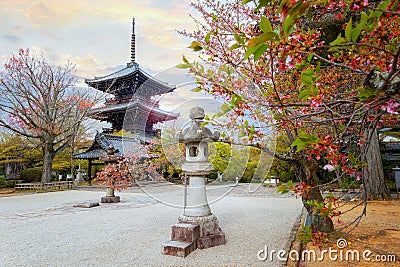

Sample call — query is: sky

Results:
[0,0,198,81]
[0,0,223,133]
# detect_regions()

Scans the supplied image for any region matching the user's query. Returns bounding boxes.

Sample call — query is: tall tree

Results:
[0,49,97,182]
[180,0,399,232]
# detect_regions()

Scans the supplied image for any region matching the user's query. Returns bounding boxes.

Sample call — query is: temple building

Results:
[73,18,178,179]
[86,17,178,136]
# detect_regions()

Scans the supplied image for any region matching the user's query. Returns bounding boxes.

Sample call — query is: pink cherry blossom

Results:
[381,100,399,114]
[323,164,335,171]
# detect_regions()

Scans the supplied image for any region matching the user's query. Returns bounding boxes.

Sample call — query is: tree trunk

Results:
[41,145,56,183]
[361,129,392,200]
[70,138,75,181]
[298,157,334,233]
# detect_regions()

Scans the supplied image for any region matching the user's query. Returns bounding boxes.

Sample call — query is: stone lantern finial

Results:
[189,106,205,120]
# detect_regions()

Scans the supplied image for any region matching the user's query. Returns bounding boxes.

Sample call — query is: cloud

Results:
[1,0,200,76]
[1,34,22,44]
[23,2,54,27]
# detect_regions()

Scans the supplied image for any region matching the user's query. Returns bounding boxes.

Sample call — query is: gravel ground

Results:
[0,184,302,267]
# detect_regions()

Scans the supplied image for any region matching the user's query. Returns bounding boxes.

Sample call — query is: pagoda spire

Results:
[131,17,136,62]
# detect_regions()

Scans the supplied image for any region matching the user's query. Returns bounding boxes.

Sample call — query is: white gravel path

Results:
[0,185,302,267]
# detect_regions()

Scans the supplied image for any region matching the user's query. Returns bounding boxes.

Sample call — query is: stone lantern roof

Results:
[178,107,220,144]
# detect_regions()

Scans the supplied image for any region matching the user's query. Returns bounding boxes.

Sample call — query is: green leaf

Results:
[277,185,289,194]
[201,121,209,127]
[348,151,356,164]
[242,0,253,4]
[258,32,278,43]
[255,0,270,11]
[307,52,314,62]
[330,34,346,46]
[247,36,259,48]
[358,86,375,101]
[302,67,314,76]
[244,43,265,60]
[259,16,273,33]
[188,41,203,52]
[291,138,308,152]
[300,68,314,86]
[247,32,277,48]
[301,75,314,86]
[234,33,242,44]
[282,15,295,35]
[298,89,312,100]
[231,94,242,105]
[191,87,202,92]
[253,44,269,61]
[316,62,321,72]
[221,103,231,113]
[376,0,390,17]
[345,18,352,42]
[205,31,212,43]
[176,63,190,69]
[182,55,189,64]
[352,12,368,42]
[229,43,241,50]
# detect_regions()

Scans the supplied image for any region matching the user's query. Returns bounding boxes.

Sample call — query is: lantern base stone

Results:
[163,240,197,258]
[163,214,225,257]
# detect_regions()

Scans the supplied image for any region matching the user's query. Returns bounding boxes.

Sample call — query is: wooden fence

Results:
[15,181,73,190]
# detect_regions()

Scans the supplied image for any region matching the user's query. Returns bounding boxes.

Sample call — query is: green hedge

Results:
[21,167,43,182]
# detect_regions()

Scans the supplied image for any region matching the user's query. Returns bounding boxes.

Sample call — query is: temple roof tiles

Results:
[73,132,148,160]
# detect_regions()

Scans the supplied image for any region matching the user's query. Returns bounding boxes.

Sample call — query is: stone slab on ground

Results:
[73,202,100,208]
[0,186,302,266]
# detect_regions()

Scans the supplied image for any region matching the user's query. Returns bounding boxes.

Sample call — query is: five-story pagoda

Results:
[73,18,179,181]
[87,17,178,137]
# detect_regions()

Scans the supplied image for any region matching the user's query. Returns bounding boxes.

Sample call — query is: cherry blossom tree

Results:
[0,49,97,182]
[94,138,178,189]
[179,0,399,233]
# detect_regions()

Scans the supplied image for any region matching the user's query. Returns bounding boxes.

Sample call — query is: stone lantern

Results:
[163,106,225,257]
[75,165,84,186]
[99,145,120,203]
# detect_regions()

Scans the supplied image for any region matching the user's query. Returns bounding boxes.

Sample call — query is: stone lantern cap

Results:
[178,107,220,144]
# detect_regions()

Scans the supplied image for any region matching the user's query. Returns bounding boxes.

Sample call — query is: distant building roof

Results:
[73,132,146,160]
[381,142,400,152]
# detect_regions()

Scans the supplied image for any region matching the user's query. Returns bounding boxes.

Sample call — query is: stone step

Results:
[197,232,226,249]
[162,240,196,258]
[171,223,200,243]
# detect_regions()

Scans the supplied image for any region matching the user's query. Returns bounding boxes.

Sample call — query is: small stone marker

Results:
[73,202,100,208]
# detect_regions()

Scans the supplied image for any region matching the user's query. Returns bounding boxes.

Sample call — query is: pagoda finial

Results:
[131,17,136,62]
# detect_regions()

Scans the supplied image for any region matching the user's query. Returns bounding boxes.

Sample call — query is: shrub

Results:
[21,167,43,182]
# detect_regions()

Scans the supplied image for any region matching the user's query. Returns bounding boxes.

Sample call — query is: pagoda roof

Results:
[85,62,175,96]
[73,132,147,160]
[89,99,179,121]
